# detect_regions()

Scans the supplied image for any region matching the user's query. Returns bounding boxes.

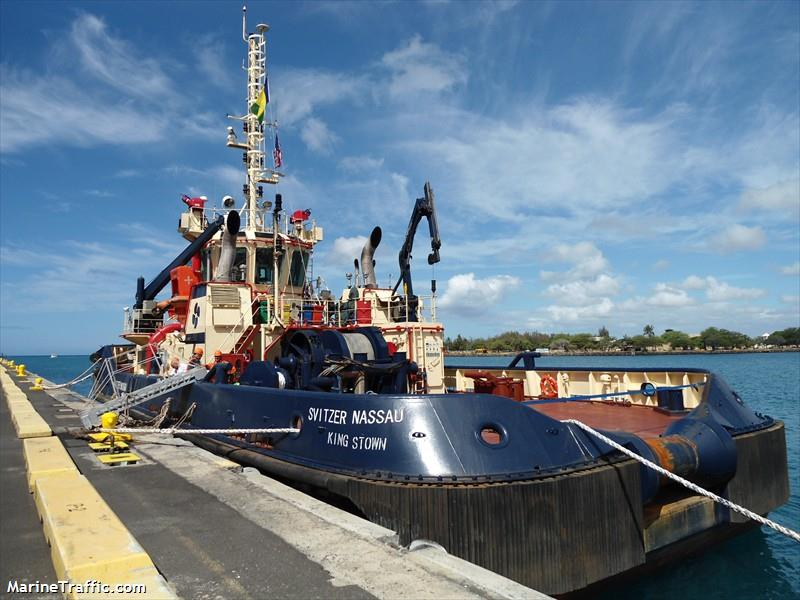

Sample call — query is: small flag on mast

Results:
[249,78,270,123]
[273,134,283,168]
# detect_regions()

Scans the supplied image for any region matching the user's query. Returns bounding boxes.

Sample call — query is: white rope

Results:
[99,427,299,435]
[564,419,800,543]
[41,359,102,390]
[42,370,95,390]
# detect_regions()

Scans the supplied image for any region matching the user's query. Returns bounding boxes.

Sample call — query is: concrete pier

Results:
[0,367,550,599]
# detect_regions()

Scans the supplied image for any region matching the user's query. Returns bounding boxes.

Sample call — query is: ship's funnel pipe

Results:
[361,227,382,288]
[213,210,241,282]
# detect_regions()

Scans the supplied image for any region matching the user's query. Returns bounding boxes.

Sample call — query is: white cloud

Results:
[543,274,620,306]
[534,242,621,325]
[0,68,165,153]
[703,277,764,301]
[739,179,800,217]
[0,232,181,313]
[326,171,412,226]
[381,35,467,98]
[275,68,368,126]
[328,236,368,266]
[652,259,670,271]
[114,169,141,178]
[339,155,385,172]
[780,261,800,276]
[647,283,694,307]
[300,117,339,154]
[69,14,174,99]
[409,101,698,221]
[0,13,217,154]
[542,242,610,280]
[161,164,242,199]
[206,165,244,192]
[439,273,520,316]
[680,275,764,301]
[545,298,615,322]
[709,224,766,253]
[682,275,707,290]
[195,34,234,88]
[623,2,693,64]
[85,189,114,198]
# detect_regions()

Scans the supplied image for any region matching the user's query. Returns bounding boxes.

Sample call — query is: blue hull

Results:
[96,364,789,595]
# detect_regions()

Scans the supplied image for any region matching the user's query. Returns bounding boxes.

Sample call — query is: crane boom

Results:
[393,182,441,302]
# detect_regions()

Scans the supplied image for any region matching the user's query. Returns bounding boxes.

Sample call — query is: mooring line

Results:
[40,359,102,390]
[564,419,800,543]
[98,427,299,435]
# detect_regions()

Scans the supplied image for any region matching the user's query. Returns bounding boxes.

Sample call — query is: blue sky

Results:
[1,1,798,354]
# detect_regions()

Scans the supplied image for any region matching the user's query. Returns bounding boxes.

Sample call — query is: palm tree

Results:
[643,324,655,337]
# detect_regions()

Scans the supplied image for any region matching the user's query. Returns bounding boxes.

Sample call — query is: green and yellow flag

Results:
[250,79,269,123]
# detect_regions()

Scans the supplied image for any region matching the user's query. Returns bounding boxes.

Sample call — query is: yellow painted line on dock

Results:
[11,406,52,438]
[5,394,32,407]
[2,382,22,393]
[23,436,80,492]
[2,373,52,438]
[3,373,177,599]
[35,476,160,585]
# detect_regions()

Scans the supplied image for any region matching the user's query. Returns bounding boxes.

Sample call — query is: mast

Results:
[230,6,280,233]
[229,6,283,325]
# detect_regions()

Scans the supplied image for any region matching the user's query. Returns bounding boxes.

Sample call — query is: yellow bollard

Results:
[100,412,119,430]
[16,364,27,377]
[31,377,44,391]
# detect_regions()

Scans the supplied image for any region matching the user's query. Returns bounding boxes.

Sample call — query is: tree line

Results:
[444,326,800,353]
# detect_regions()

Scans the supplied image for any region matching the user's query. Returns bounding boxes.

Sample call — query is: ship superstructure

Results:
[116,9,446,394]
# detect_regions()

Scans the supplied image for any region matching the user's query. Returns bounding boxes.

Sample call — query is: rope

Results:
[41,359,102,390]
[564,419,800,543]
[98,427,299,435]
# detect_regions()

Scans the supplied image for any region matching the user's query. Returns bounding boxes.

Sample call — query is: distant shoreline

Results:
[3,346,799,359]
[445,347,800,357]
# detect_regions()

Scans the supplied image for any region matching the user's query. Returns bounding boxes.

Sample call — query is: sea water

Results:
[9,352,799,598]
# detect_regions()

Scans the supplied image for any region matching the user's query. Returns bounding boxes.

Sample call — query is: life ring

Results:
[540,374,558,398]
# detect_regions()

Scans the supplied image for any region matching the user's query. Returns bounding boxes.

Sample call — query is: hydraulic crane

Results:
[392,182,441,321]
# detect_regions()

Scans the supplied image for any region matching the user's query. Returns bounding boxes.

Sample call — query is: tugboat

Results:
[86,10,792,596]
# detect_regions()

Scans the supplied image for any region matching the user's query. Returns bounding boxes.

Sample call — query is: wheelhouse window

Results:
[255,247,274,284]
[289,250,309,287]
[233,247,247,282]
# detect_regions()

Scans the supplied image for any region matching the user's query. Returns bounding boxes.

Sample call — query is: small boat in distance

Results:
[49,354,57,359]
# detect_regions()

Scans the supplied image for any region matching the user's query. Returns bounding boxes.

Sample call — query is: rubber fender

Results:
[598,430,661,503]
